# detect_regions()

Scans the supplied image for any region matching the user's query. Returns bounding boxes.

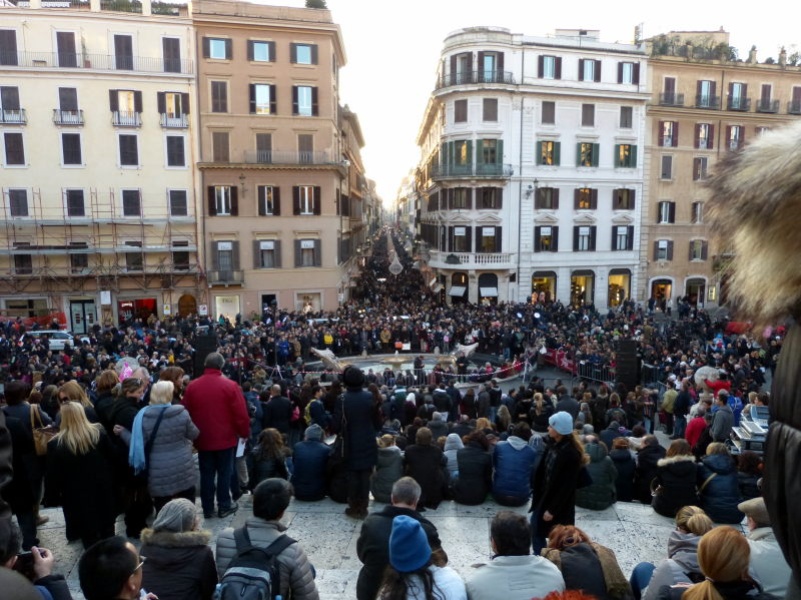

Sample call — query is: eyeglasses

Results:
[130,556,146,577]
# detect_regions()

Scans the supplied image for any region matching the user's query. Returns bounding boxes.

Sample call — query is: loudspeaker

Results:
[615,339,639,393]
[193,335,218,377]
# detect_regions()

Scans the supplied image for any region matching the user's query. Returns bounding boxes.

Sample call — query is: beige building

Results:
[193,0,358,319]
[643,31,801,310]
[0,0,200,331]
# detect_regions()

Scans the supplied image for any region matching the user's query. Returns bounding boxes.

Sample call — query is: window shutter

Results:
[247,40,254,61]
[224,39,233,60]
[109,90,119,112]
[290,43,298,64]
[657,121,664,147]
[653,241,658,261]
[182,93,190,113]
[274,240,282,268]
[292,86,299,115]
[553,142,561,166]
[694,124,700,148]
[667,241,674,261]
[534,227,541,252]
[311,87,318,116]
[294,240,302,267]
[494,227,501,252]
[617,62,623,83]
[157,92,166,114]
[313,186,321,215]
[627,226,634,250]
[552,227,559,252]
[589,227,596,251]
[314,239,322,266]
[477,51,485,75]
[273,187,281,216]
[674,122,679,145]
[669,202,675,223]
[134,91,142,113]
[207,186,216,216]
[537,55,544,78]
[497,53,504,73]
[579,59,585,80]
[696,79,703,99]
[632,63,640,84]
[231,241,240,271]
[555,57,562,79]
[710,81,717,98]
[249,84,256,114]
[293,186,300,215]
[553,189,560,210]
[573,188,580,210]
[611,226,618,250]
[739,128,745,148]
[614,144,621,167]
[708,125,714,149]
[630,145,638,167]
[268,41,276,62]
[496,139,503,164]
[701,241,708,260]
[253,240,261,268]
[270,85,277,114]
[450,54,457,83]
[725,125,732,145]
[448,227,454,252]
[592,144,599,167]
[594,60,601,82]
[230,186,239,216]
[311,44,318,65]
[575,142,582,166]
[688,241,695,261]
[202,37,210,58]
[536,141,543,164]
[591,189,598,210]
[211,241,219,270]
[466,140,473,167]
[573,227,579,251]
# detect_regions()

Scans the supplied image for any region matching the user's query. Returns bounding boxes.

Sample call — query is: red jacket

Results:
[704,378,731,395]
[685,415,707,449]
[183,369,250,451]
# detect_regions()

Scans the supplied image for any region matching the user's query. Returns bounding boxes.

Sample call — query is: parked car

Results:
[21,330,89,352]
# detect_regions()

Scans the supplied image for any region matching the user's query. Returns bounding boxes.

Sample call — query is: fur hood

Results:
[706,121,801,326]
[139,528,212,548]
[657,454,697,467]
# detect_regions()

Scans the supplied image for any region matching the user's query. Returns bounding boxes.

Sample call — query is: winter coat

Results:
[531,403,555,433]
[576,442,618,510]
[543,542,632,600]
[215,518,318,600]
[404,443,446,508]
[609,448,635,502]
[747,528,793,597]
[738,472,761,501]
[291,440,332,501]
[183,369,250,452]
[634,444,666,504]
[600,423,625,450]
[492,436,539,506]
[3,413,38,515]
[651,455,699,518]
[370,445,403,504]
[249,448,290,489]
[443,433,463,479]
[532,436,583,537]
[656,580,777,600]
[331,387,381,471]
[452,441,492,505]
[262,395,292,435]
[642,530,703,600]
[697,453,744,524]
[140,528,217,600]
[94,390,117,435]
[711,404,734,442]
[428,415,450,441]
[465,554,565,600]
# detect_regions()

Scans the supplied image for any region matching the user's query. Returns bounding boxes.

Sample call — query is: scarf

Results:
[129,405,167,474]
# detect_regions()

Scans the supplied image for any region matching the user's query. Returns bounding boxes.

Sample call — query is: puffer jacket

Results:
[642,530,703,600]
[443,433,463,479]
[492,435,538,506]
[697,453,744,524]
[141,404,199,497]
[651,455,699,518]
[609,448,635,502]
[576,442,618,510]
[370,445,403,503]
[140,528,217,600]
[453,441,492,505]
[634,443,666,504]
[215,518,318,600]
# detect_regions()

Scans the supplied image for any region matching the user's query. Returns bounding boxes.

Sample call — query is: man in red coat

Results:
[183,352,250,519]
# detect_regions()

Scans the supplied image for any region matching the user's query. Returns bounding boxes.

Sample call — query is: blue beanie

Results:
[549,411,574,435]
[389,515,431,573]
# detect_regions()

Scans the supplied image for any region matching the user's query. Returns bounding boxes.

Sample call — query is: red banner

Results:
[542,348,577,374]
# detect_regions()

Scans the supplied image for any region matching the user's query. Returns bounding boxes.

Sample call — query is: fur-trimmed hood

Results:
[140,528,212,548]
[657,454,697,468]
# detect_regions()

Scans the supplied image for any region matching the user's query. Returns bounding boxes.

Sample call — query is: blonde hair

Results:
[675,506,714,536]
[58,380,91,408]
[706,442,729,456]
[378,434,396,449]
[149,381,174,405]
[54,401,102,455]
[476,417,492,431]
[682,526,750,600]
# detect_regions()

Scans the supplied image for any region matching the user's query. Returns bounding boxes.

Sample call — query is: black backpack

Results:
[214,527,296,600]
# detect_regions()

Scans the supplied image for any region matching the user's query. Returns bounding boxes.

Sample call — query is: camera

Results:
[13,548,42,580]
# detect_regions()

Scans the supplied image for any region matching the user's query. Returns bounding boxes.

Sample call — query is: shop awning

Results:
[480,287,498,297]
[449,286,466,297]
[432,283,443,294]
[429,277,437,288]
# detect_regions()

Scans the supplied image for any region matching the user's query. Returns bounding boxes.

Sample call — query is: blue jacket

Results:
[697,453,744,524]
[291,439,332,501]
[492,436,538,505]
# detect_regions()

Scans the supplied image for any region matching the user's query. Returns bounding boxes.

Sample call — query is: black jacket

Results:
[452,441,492,505]
[634,443,666,504]
[140,529,218,600]
[651,455,699,517]
[331,387,380,471]
[262,395,292,434]
[404,444,446,508]
[609,448,635,502]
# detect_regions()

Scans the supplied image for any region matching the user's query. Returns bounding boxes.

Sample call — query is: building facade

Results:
[416,27,649,309]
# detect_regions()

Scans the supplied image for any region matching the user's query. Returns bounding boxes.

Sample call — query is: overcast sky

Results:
[272,0,800,206]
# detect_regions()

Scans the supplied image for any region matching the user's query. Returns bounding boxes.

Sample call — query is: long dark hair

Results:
[378,562,439,600]
[254,428,286,461]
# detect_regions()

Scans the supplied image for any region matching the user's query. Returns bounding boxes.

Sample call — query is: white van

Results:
[21,330,86,352]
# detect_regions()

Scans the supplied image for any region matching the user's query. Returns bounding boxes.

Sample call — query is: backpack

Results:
[214,527,296,600]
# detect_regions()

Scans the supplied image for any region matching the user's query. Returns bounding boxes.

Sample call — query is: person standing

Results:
[262,384,292,438]
[183,352,250,519]
[710,391,734,443]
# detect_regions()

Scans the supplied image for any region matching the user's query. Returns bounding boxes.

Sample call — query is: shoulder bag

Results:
[31,405,57,456]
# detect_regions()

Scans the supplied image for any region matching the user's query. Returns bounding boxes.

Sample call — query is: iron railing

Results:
[756,99,780,113]
[207,270,244,285]
[0,51,193,74]
[0,109,26,124]
[53,109,84,125]
[727,97,751,112]
[111,111,141,127]
[243,149,334,165]
[788,100,801,115]
[437,70,515,89]
[658,93,684,106]
[159,113,188,128]
[431,163,513,179]
[695,94,721,109]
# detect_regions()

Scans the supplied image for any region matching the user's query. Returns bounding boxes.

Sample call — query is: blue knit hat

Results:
[549,411,574,435]
[389,515,431,573]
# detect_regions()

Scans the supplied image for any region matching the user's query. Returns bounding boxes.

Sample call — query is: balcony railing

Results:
[727,97,751,112]
[695,95,721,110]
[789,100,801,115]
[243,149,334,165]
[0,109,26,124]
[111,111,141,127]
[9,0,188,15]
[0,51,193,74]
[431,163,513,179]
[159,113,188,128]
[53,109,84,125]
[756,99,780,114]
[207,270,244,285]
[659,93,685,106]
[437,70,515,89]
[429,250,513,268]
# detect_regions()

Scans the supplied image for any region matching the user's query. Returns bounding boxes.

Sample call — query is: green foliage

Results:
[305,0,328,7]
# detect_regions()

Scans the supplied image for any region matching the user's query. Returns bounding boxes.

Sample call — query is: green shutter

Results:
[630,145,638,167]
[536,141,543,165]
[496,139,503,164]
[576,143,582,167]
[592,143,600,167]
[466,140,473,167]
[554,142,561,166]
[614,144,621,167]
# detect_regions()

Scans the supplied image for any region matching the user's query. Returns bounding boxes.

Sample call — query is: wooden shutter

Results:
[109,90,119,112]
[707,125,714,149]
[257,188,266,217]
[573,189,581,210]
[157,92,166,114]
[273,187,281,216]
[701,241,708,260]
[494,227,502,252]
[630,145,638,168]
[696,80,703,102]
[579,59,585,80]
[653,241,659,261]
[534,228,541,252]
[270,85,277,114]
[231,241,240,271]
[311,87,318,116]
[497,52,504,73]
[313,186,321,215]
[667,241,674,261]
[553,142,561,166]
[253,240,261,268]
[247,40,254,61]
[224,39,233,60]
[537,55,544,78]
[627,226,634,251]
[134,91,143,113]
[290,43,298,63]
[739,128,746,148]
[591,144,599,167]
[210,241,219,270]
[553,189,560,210]
[555,57,562,79]
[710,81,717,100]
[181,92,190,114]
[611,226,618,250]
[594,60,601,82]
[551,227,559,252]
[207,186,216,216]
[274,240,282,268]
[590,189,598,210]
[450,54,458,84]
[466,227,473,253]
[694,124,700,148]
[202,37,210,58]
[573,226,580,251]
[673,123,679,146]
[294,240,302,267]
[292,86,299,115]
[293,186,300,215]
[249,84,256,113]
[725,125,732,147]
[614,144,621,166]
[229,186,238,216]
[617,62,623,83]
[311,44,318,65]
[633,63,640,84]
[589,227,597,251]
[268,42,276,62]
[657,121,664,147]
[314,239,322,266]
[688,241,695,262]
[668,202,676,223]
[536,141,543,164]
[59,88,77,111]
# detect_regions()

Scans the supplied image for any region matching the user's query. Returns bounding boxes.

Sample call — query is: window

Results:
[574,187,597,210]
[612,226,634,251]
[0,29,18,66]
[691,202,704,224]
[118,134,138,166]
[613,189,635,210]
[478,51,503,82]
[114,34,133,70]
[65,189,85,217]
[211,81,228,113]
[293,185,320,215]
[483,98,498,121]
[121,189,141,217]
[57,87,81,124]
[534,226,558,252]
[162,37,181,73]
[3,132,24,165]
[579,59,601,82]
[448,188,471,210]
[166,136,185,167]
[696,80,717,108]
[169,190,188,216]
[8,189,27,217]
[109,89,142,126]
[452,140,471,166]
[659,121,678,147]
[256,133,272,163]
[658,201,676,224]
[478,139,500,166]
[654,240,673,261]
[620,106,633,128]
[450,226,472,252]
[124,241,143,271]
[538,55,561,79]
[660,155,673,180]
[618,62,639,84]
[695,123,714,149]
[449,52,472,85]
[56,31,77,68]
[70,252,89,274]
[293,86,318,116]
[298,134,314,164]
[249,83,276,115]
[0,86,21,122]
[291,43,318,65]
[577,142,599,167]
[728,82,748,110]
[693,157,708,181]
[755,126,770,137]
[257,185,280,216]
[212,131,229,163]
[204,37,231,60]
[255,240,280,268]
[581,104,595,127]
[615,144,637,168]
[537,140,560,166]
[477,187,502,209]
[14,253,32,275]
[541,101,555,124]
[535,187,559,210]
[172,242,190,271]
[214,241,238,275]
[478,226,501,253]
[248,40,275,62]
[726,125,744,150]
[209,185,237,216]
[689,239,708,261]
[295,239,321,267]
[454,99,467,123]
[157,91,189,125]
[573,226,596,252]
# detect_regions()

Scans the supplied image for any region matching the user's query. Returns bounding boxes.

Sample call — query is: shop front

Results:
[449,273,468,304]
[685,277,706,307]
[607,269,631,308]
[117,298,157,325]
[531,271,556,303]
[570,270,595,307]
[478,273,498,306]
[214,294,241,321]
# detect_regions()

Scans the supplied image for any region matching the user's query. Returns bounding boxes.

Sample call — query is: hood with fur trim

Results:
[140,528,212,548]
[657,454,697,468]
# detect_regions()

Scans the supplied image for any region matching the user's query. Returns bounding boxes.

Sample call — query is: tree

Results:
[305,0,328,7]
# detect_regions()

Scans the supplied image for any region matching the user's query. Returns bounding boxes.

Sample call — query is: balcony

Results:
[10,0,188,15]
[659,93,684,106]
[437,70,515,89]
[0,51,193,74]
[756,99,780,114]
[111,111,141,127]
[243,149,334,165]
[431,163,513,180]
[207,270,244,285]
[789,100,801,115]
[695,95,721,110]
[429,250,513,270]
[0,109,26,124]
[159,113,188,128]
[53,109,84,126]
[727,97,751,112]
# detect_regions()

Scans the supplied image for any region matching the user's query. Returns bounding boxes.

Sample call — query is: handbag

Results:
[31,405,57,456]
[650,477,663,497]
[134,407,168,484]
